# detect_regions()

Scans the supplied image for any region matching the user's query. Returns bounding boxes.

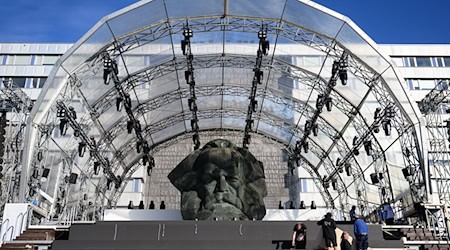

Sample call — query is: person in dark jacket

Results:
[317,212,337,250]
[354,217,369,250]
[340,231,352,250]
[291,223,307,249]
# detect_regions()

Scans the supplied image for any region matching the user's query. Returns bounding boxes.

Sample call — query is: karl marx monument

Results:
[168,139,267,220]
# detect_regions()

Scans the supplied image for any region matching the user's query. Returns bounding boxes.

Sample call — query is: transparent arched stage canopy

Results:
[23,0,424,215]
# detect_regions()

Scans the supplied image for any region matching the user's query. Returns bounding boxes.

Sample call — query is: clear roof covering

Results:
[24,0,423,213]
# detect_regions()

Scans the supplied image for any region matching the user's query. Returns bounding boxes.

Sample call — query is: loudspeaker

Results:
[370,173,379,184]
[42,168,50,178]
[69,173,78,184]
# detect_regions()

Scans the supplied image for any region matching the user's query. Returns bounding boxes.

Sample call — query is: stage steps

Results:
[0,228,55,250]
[51,221,404,250]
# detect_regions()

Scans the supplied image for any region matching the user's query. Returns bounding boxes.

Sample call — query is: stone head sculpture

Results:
[168,139,267,220]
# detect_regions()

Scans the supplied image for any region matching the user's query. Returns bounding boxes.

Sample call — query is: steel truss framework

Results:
[419,80,450,203]
[26,14,425,218]
[0,80,33,213]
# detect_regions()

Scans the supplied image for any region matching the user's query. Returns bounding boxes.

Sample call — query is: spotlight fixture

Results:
[93,162,100,175]
[303,141,309,153]
[383,120,392,136]
[103,57,113,85]
[312,124,319,137]
[363,140,372,156]
[325,97,332,112]
[127,120,133,134]
[78,142,86,157]
[251,100,258,112]
[345,163,351,176]
[374,107,382,120]
[116,97,123,111]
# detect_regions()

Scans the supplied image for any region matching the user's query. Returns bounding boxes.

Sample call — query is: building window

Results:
[415,57,432,67]
[444,57,450,67]
[406,79,449,90]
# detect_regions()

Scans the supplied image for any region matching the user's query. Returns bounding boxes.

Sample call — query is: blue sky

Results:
[0,0,449,44]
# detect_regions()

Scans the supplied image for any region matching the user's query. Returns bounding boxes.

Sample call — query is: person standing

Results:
[354,217,369,250]
[350,205,357,221]
[383,202,395,225]
[340,231,352,250]
[317,212,337,250]
[291,223,307,249]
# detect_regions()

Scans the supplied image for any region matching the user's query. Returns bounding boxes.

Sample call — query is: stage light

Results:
[402,167,411,179]
[339,69,347,85]
[330,78,337,87]
[127,120,133,134]
[305,120,311,132]
[386,106,395,118]
[106,178,112,190]
[312,124,319,137]
[191,119,199,130]
[353,148,359,156]
[332,179,337,190]
[193,134,200,149]
[303,141,309,153]
[363,140,372,156]
[183,28,193,38]
[185,70,193,82]
[311,201,317,209]
[339,56,348,85]
[257,30,267,39]
[383,120,391,136]
[336,158,340,166]
[68,106,77,120]
[116,97,123,111]
[78,142,86,157]
[124,93,132,109]
[251,100,258,112]
[374,125,380,134]
[94,162,100,175]
[374,107,381,120]
[136,141,142,153]
[103,58,113,85]
[345,163,351,176]
[37,151,43,162]
[353,136,358,146]
[115,175,122,189]
[370,173,379,184]
[316,94,324,111]
[142,154,149,166]
[254,69,263,83]
[181,39,187,55]
[332,61,339,75]
[59,118,68,136]
[325,97,332,112]
[262,41,270,56]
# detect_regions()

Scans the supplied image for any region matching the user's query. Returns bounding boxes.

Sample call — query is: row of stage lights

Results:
[242,26,270,149]
[291,51,400,193]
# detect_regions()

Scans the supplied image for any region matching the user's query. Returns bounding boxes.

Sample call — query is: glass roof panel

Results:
[334,23,390,74]
[60,23,114,74]
[228,0,285,19]
[165,0,223,18]
[107,0,166,39]
[283,0,344,40]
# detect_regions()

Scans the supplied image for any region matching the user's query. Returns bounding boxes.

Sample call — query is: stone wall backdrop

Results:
[143,134,290,211]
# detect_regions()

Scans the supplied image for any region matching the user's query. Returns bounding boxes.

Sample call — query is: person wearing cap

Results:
[354,217,369,250]
[317,212,337,250]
